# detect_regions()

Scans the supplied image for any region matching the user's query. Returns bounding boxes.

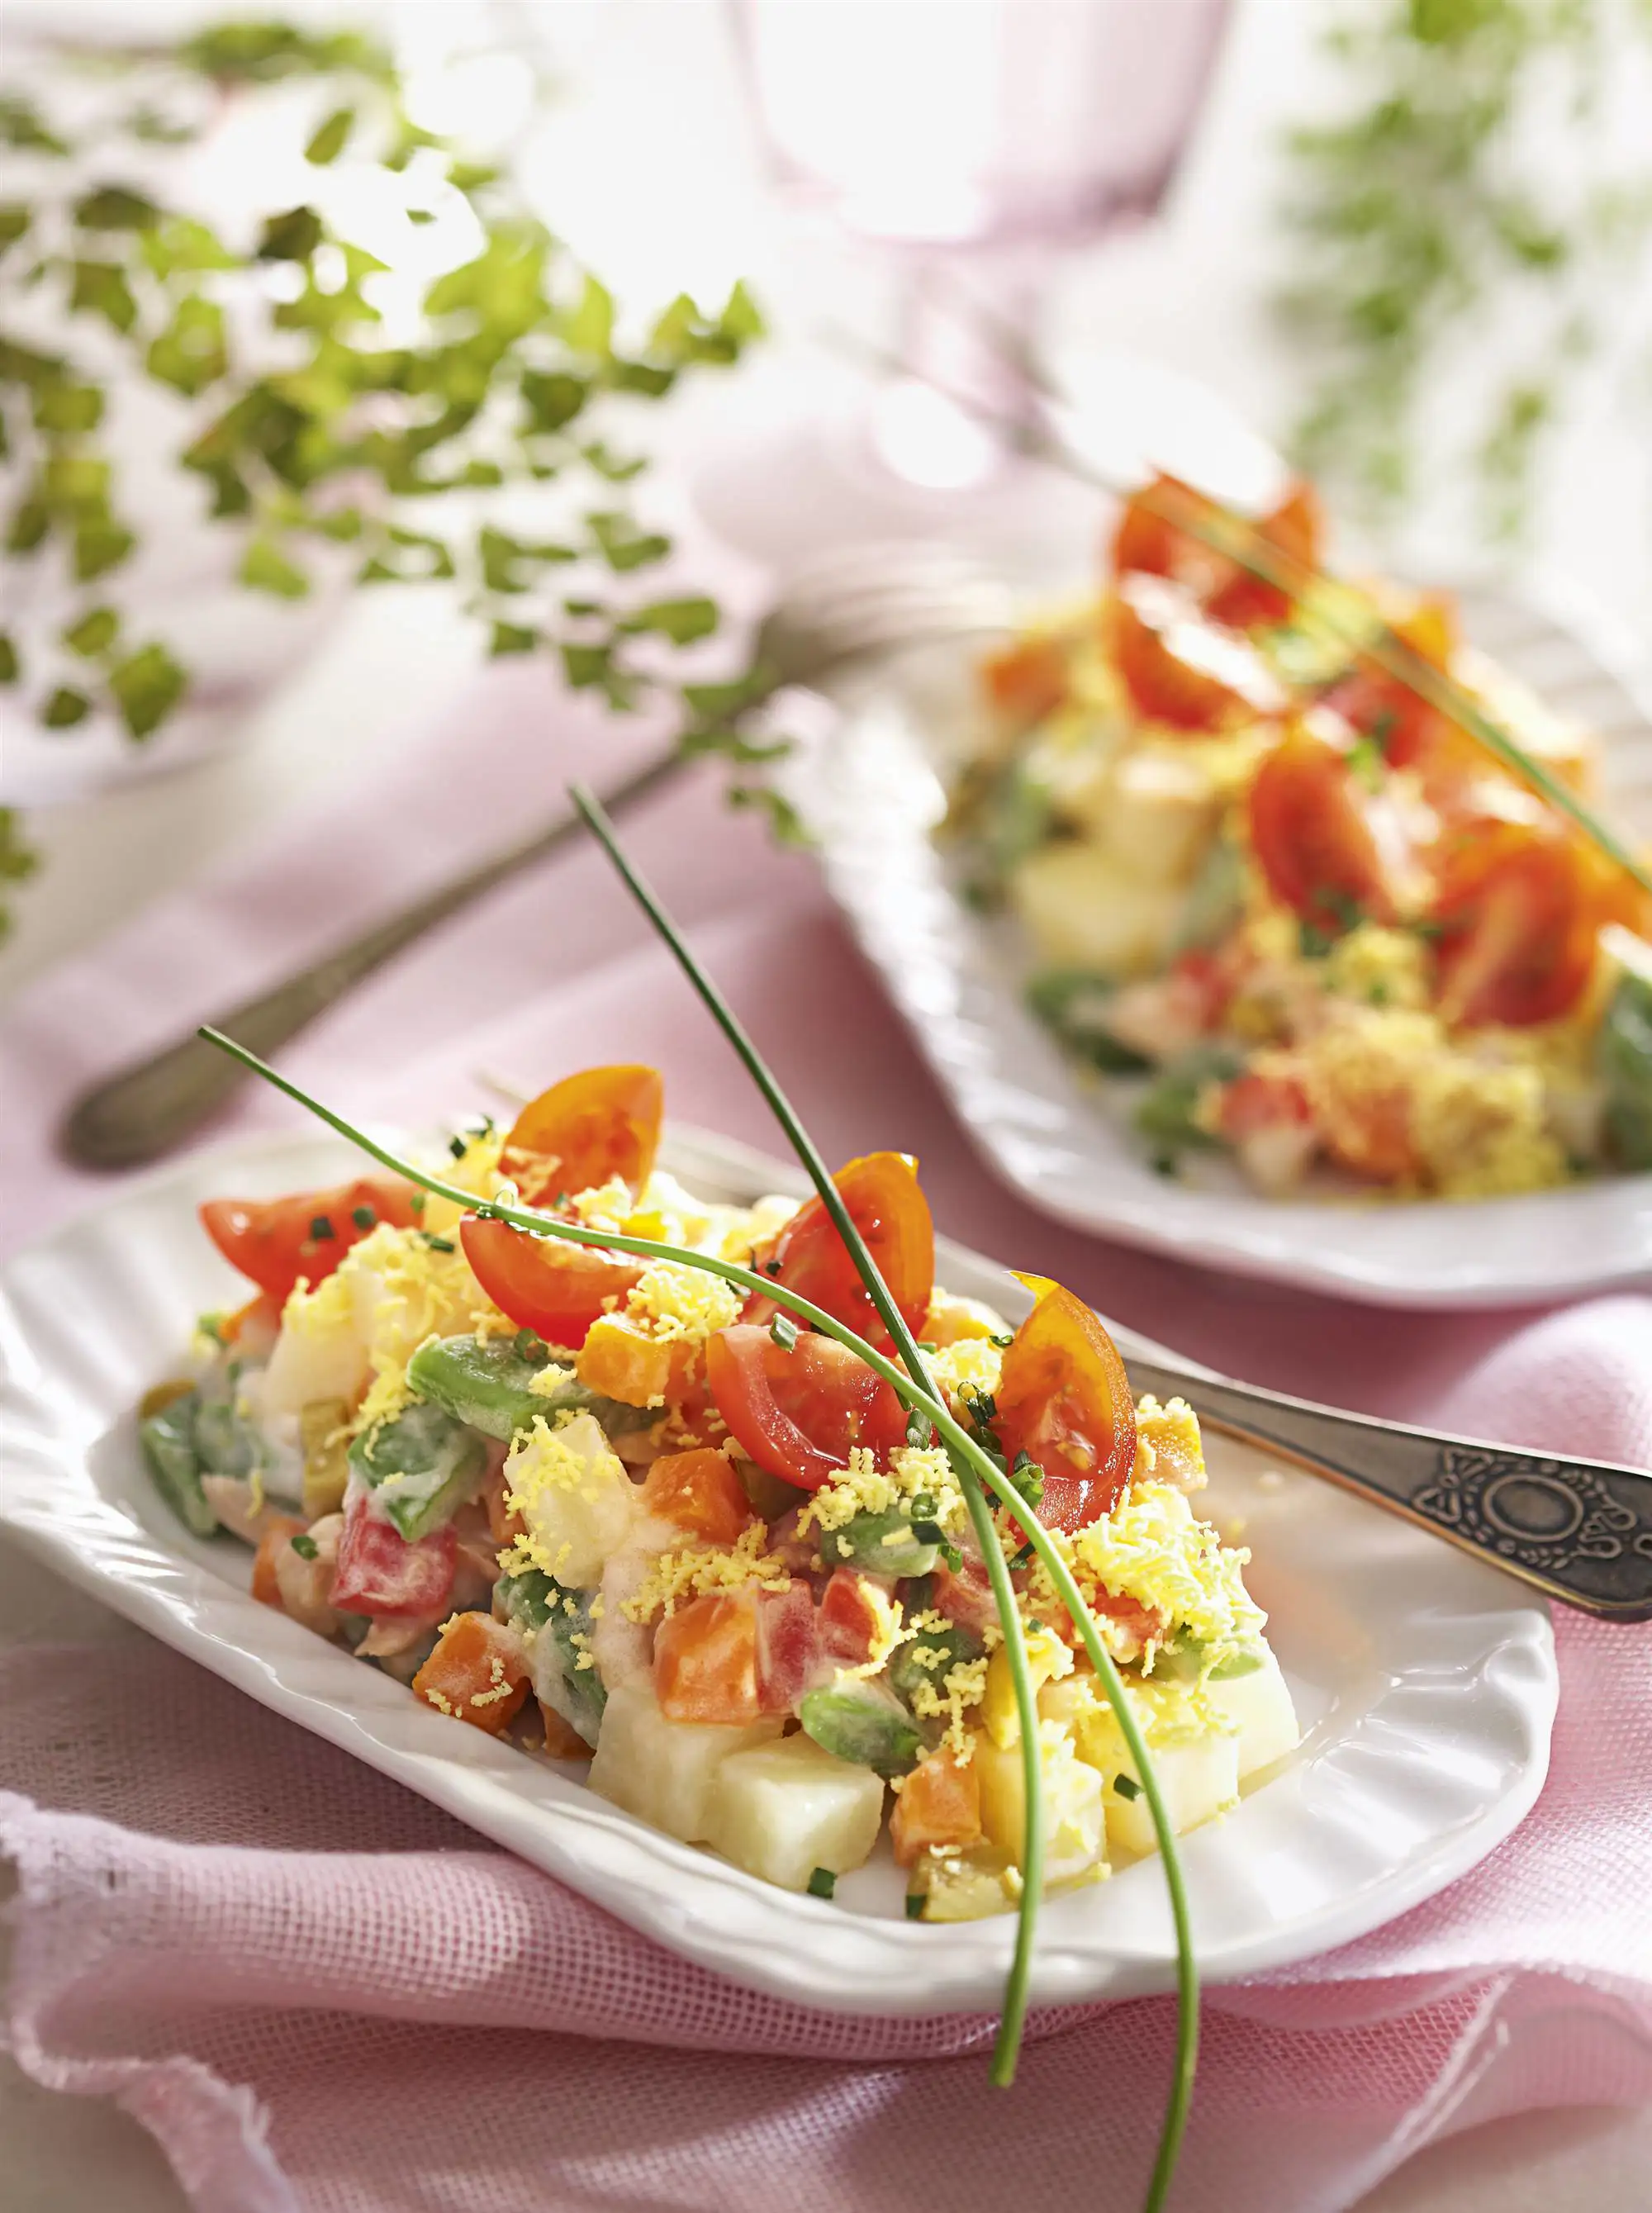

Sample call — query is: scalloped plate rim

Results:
[0,1127,1558,2015]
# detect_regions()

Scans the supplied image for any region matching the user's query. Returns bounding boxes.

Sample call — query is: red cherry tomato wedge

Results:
[705,1325,909,1493]
[992,1280,1137,1534]
[1205,480,1323,630]
[1322,595,1472,787]
[330,1498,456,1619]
[743,1152,934,1345]
[459,1214,643,1349]
[1112,577,1283,733]
[1431,822,1597,1028]
[1111,473,1322,631]
[499,1065,663,1207]
[1247,726,1397,933]
[199,1175,417,1305]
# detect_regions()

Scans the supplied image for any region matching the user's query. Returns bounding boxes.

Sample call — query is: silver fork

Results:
[59,545,1017,1171]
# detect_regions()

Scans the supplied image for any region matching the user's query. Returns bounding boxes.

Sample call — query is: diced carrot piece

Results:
[482,1463,525,1546]
[577,1313,696,1408]
[411,1612,529,1736]
[653,1593,760,1724]
[980,633,1067,729]
[251,1516,307,1609]
[891,1750,983,1867]
[539,1701,590,1759]
[640,1449,752,1545]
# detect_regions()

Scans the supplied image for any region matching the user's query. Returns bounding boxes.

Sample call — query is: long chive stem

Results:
[569,784,1050,2081]
[198,1029,1193,2196]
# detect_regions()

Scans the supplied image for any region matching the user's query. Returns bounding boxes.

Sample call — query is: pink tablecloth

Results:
[2,668,1650,2213]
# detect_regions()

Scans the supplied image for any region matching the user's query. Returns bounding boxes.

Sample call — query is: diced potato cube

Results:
[1082,745,1222,886]
[1204,1649,1300,1782]
[705,1731,885,1892]
[506,1411,636,1587]
[1009,839,1184,980]
[974,1727,1107,1886]
[1089,1725,1240,1858]
[261,1287,368,1419]
[981,1628,1073,1750]
[911,1845,1015,1922]
[588,1678,782,1844]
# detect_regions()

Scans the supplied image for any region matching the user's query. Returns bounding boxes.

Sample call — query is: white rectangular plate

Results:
[781,575,1652,1308]
[0,1125,1556,2013]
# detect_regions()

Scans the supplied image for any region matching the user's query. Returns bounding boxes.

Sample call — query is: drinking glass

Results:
[731,0,1232,489]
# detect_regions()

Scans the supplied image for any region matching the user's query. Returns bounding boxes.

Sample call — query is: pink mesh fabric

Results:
[2,671,1650,2211]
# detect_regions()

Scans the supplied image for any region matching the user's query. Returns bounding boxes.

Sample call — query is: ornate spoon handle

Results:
[1124,1355,1652,1622]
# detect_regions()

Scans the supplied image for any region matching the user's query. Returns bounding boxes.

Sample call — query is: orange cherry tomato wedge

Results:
[499,1065,663,1207]
[1431,821,1597,1028]
[705,1324,908,1493]
[1112,576,1284,733]
[991,1280,1137,1534]
[743,1152,935,1346]
[980,632,1069,729]
[1247,726,1398,933]
[459,1214,643,1349]
[200,1175,416,1305]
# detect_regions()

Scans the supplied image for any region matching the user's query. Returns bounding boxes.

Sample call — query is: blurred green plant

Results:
[0,19,787,941]
[1276,0,1652,539]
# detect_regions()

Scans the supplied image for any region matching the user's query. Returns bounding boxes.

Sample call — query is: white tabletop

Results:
[4,5,1649,2206]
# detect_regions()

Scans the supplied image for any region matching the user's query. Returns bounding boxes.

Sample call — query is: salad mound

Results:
[140,1063,1297,1919]
[951,473,1652,1199]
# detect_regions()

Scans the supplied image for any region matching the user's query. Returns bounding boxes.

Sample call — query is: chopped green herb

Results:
[1010,1541,1037,1569]
[1113,1773,1142,1802]
[308,1213,335,1242]
[806,1866,837,1899]
[290,1532,319,1560]
[417,1231,456,1254]
[350,1204,376,1230]
[916,1340,938,1352]
[904,1892,925,1921]
[409,1191,426,1216]
[990,1331,1015,1349]
[904,1409,933,1447]
[770,1313,798,1352]
[449,1133,469,1159]
[513,1328,543,1360]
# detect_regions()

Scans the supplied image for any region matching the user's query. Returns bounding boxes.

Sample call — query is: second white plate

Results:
[781,574,1652,1308]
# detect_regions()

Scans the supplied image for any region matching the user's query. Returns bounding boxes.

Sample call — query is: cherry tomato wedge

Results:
[980,632,1069,729]
[200,1175,416,1305]
[705,1325,908,1493]
[1111,472,1322,631]
[992,1280,1137,1534]
[1113,576,1282,733]
[1247,726,1397,933]
[459,1214,643,1349]
[1431,821,1597,1028]
[743,1152,934,1345]
[1205,480,1322,630]
[499,1065,663,1206]
[1322,595,1471,786]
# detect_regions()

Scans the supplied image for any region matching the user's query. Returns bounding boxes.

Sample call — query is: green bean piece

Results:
[799,1683,924,1778]
[139,1390,218,1538]
[348,1400,487,1541]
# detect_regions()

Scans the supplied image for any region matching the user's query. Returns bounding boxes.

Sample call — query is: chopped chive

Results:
[806,1866,837,1899]
[417,1232,456,1253]
[308,1213,335,1242]
[770,1313,799,1351]
[514,1328,542,1359]
[764,1258,782,1276]
[448,1133,469,1158]
[912,1520,947,1546]
[409,1191,426,1216]
[290,1532,319,1560]
[904,1892,925,1921]
[909,1493,937,1518]
[350,1204,376,1231]
[1113,1773,1142,1802]
[904,1410,932,1447]
[1010,1541,1036,1569]
[916,1340,938,1351]
[990,1332,1015,1349]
